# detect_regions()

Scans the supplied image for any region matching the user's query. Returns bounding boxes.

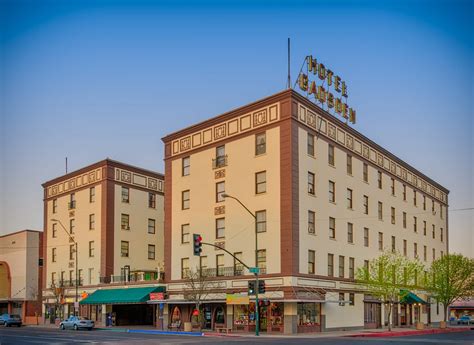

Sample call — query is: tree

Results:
[356,251,424,331]
[427,253,474,322]
[182,267,218,329]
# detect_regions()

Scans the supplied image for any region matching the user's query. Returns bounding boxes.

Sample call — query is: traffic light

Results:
[248,280,256,295]
[258,280,265,294]
[193,234,202,256]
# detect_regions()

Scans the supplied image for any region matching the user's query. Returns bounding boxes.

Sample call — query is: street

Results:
[0,327,472,345]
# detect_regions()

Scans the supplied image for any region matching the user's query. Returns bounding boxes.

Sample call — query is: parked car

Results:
[0,314,22,327]
[457,315,473,325]
[59,316,94,330]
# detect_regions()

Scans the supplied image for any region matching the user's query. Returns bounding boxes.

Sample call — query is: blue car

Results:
[457,315,473,325]
[0,314,22,327]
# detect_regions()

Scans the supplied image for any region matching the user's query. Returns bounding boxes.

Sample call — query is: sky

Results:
[0,0,472,257]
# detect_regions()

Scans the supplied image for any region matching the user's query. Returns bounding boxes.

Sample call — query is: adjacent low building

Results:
[161,89,449,334]
[0,230,43,324]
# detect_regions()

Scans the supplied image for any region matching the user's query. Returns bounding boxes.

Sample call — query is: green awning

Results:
[80,286,165,305]
[400,290,427,304]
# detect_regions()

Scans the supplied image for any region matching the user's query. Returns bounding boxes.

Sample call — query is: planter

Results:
[416,322,424,330]
[439,321,447,329]
[184,322,192,332]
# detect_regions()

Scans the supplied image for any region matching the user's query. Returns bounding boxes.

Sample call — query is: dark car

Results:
[59,316,94,330]
[457,315,473,325]
[0,314,22,327]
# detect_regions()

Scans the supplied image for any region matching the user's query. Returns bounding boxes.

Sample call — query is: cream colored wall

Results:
[113,185,164,275]
[298,126,448,278]
[323,293,365,328]
[0,231,40,301]
[170,127,281,280]
[45,184,102,287]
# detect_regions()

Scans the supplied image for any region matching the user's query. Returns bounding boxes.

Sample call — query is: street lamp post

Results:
[222,193,260,336]
[51,218,79,315]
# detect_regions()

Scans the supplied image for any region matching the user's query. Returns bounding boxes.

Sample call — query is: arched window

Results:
[171,306,181,323]
[214,306,225,325]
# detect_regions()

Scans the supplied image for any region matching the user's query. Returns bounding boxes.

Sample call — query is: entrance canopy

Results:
[80,286,165,305]
[400,290,427,305]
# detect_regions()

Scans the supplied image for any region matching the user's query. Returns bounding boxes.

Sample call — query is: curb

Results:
[96,327,203,336]
[347,327,472,338]
[202,332,242,337]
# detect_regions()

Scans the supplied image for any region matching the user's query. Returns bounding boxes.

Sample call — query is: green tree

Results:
[427,253,474,322]
[356,251,424,331]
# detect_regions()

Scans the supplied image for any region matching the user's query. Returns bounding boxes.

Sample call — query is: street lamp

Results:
[222,193,260,336]
[51,218,79,315]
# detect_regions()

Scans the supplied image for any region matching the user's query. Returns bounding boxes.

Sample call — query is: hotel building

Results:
[161,89,449,333]
[41,159,165,326]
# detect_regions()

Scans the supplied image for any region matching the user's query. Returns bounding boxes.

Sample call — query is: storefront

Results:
[166,302,226,331]
[297,302,321,333]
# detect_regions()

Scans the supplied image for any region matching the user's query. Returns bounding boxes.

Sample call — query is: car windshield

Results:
[10,315,20,318]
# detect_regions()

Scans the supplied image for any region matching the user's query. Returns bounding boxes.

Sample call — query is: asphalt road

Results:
[0,327,472,345]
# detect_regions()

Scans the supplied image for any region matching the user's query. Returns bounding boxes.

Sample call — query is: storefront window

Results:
[214,306,225,325]
[270,303,284,326]
[297,303,320,326]
[171,306,181,323]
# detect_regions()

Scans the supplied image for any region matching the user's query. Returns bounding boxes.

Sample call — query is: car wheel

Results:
[88,327,92,331]
[60,324,65,330]
[74,324,78,331]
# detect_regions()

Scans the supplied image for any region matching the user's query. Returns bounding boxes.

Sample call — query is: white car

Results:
[59,316,94,330]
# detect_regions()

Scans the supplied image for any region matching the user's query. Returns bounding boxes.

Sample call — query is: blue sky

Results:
[0,0,472,256]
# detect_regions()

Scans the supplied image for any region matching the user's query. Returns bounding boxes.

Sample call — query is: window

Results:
[403,240,407,256]
[181,224,190,243]
[391,178,395,195]
[423,221,427,236]
[51,272,56,285]
[89,187,95,203]
[413,217,417,233]
[53,199,58,213]
[363,163,368,182]
[148,244,155,260]
[308,211,315,234]
[182,156,190,176]
[52,223,57,238]
[414,243,418,258]
[121,241,129,257]
[403,212,407,228]
[378,232,383,251]
[148,193,156,208]
[216,254,225,276]
[363,195,369,214]
[339,293,345,306]
[346,154,352,175]
[52,248,57,262]
[349,258,355,279]
[214,145,226,168]
[182,190,190,209]
[255,171,266,194]
[423,195,426,210]
[329,181,335,202]
[69,244,75,260]
[391,236,396,252]
[200,256,208,272]
[413,190,417,206]
[255,133,266,155]
[432,224,435,239]
[364,228,369,247]
[69,219,75,234]
[440,228,444,242]
[234,252,243,275]
[89,241,94,257]
[364,260,369,278]
[327,253,334,277]
[391,207,396,224]
[432,200,435,213]
[378,202,383,220]
[308,250,315,274]
[433,248,436,261]
[339,255,345,278]
[88,268,94,285]
[256,210,266,233]
[424,246,427,261]
[121,214,130,230]
[148,219,156,234]
[78,269,83,286]
[346,188,353,209]
[257,249,266,271]
[328,144,335,165]
[69,193,76,209]
[440,205,443,219]
[216,181,225,202]
[377,171,382,189]
[329,217,336,239]
[216,218,225,238]
[181,258,189,278]
[122,187,129,203]
[308,172,315,195]
[307,133,315,156]
[347,223,354,243]
[349,293,355,306]
[403,184,407,201]
[89,214,95,230]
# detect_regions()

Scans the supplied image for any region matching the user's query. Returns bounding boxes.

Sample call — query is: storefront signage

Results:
[150,292,165,301]
[226,294,250,305]
[297,55,356,124]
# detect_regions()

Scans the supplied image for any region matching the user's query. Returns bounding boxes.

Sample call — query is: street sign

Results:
[249,267,260,274]
[159,303,164,310]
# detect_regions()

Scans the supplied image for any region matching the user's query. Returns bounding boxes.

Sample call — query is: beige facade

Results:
[41,159,165,320]
[162,89,449,333]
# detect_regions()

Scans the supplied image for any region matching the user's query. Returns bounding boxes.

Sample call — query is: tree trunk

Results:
[443,304,448,322]
[388,304,392,332]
